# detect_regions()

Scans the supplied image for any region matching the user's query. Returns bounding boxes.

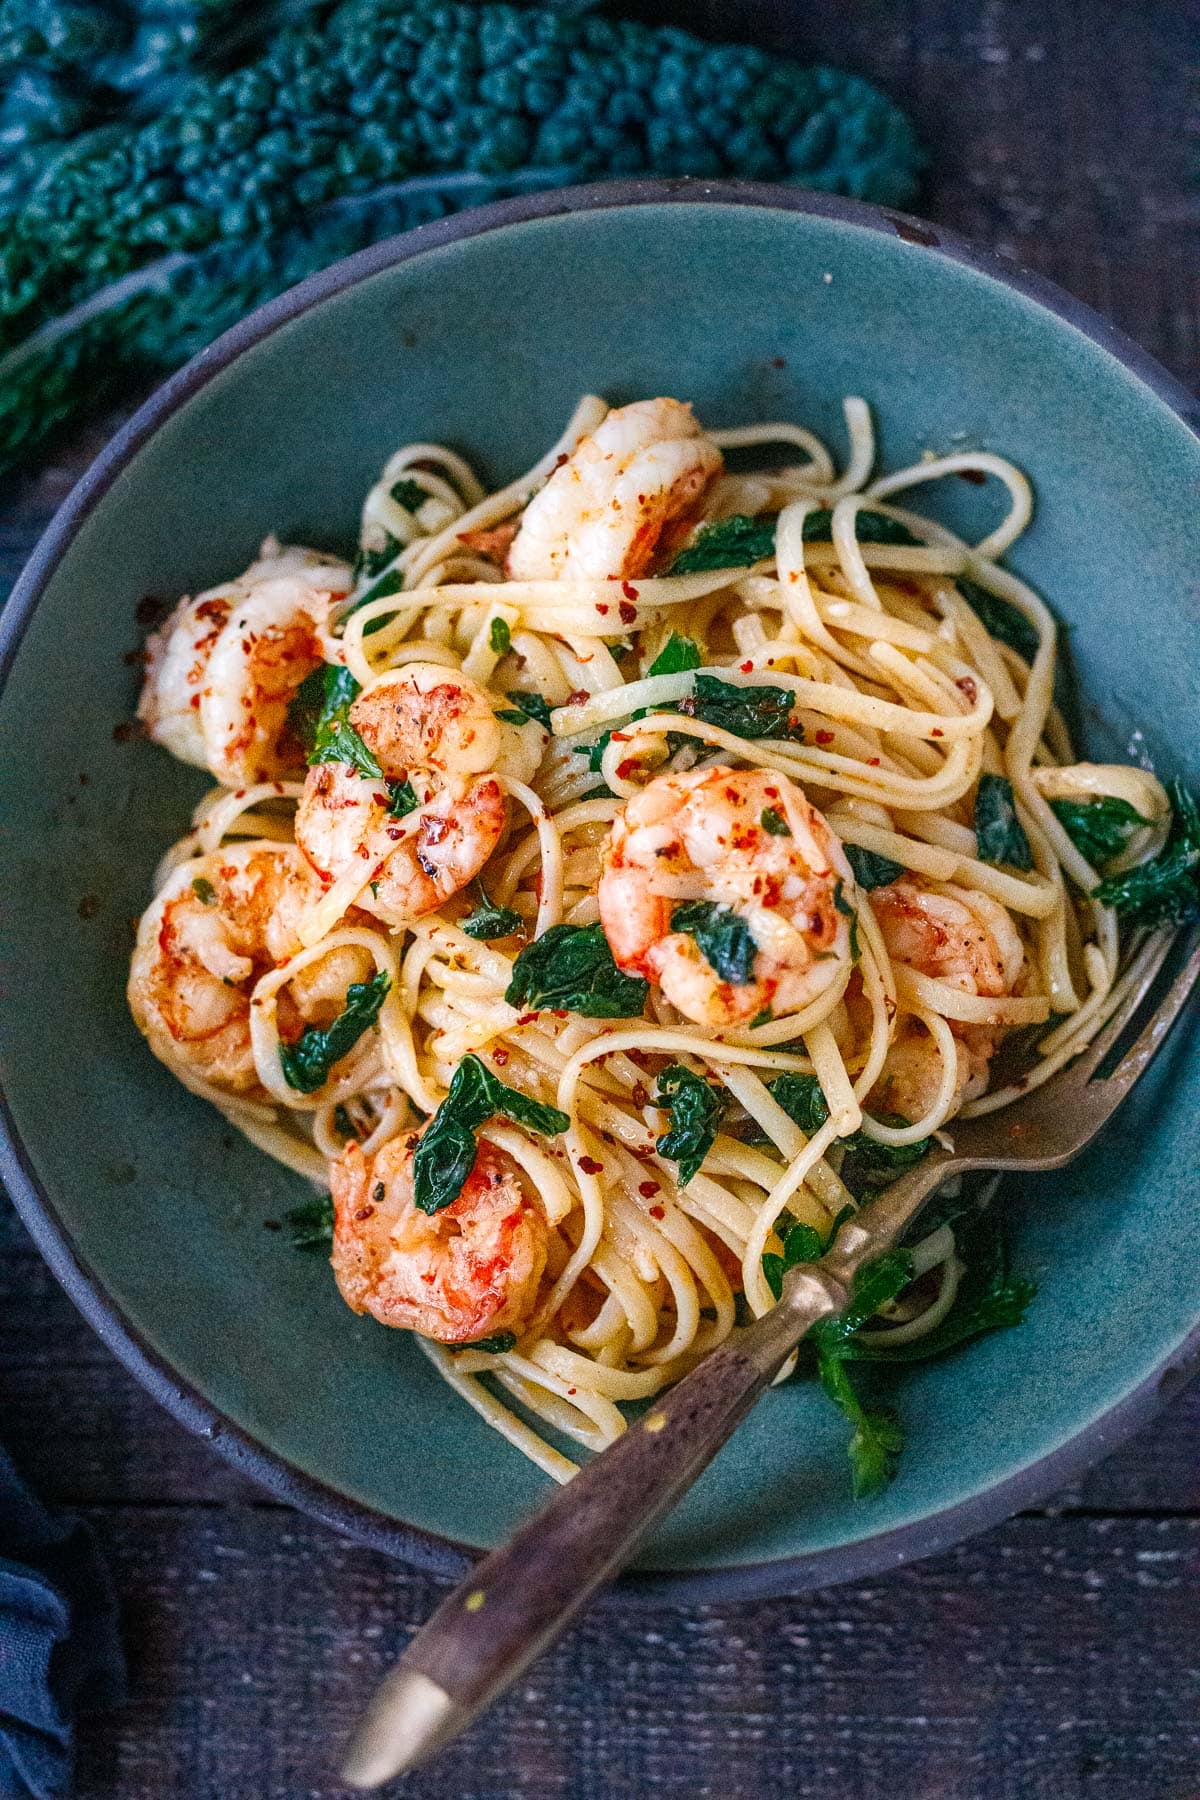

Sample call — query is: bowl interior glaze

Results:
[1,186,1198,1594]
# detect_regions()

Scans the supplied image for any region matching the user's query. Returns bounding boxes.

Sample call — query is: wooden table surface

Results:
[3,3,1199,1796]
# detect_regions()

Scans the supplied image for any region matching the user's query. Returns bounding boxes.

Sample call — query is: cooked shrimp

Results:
[137,540,352,786]
[295,663,541,923]
[598,766,856,1028]
[506,397,723,580]
[128,843,372,1098]
[330,1131,547,1342]
[869,879,1026,1118]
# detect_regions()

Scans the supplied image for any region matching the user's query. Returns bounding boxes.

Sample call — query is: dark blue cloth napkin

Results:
[0,1444,124,1799]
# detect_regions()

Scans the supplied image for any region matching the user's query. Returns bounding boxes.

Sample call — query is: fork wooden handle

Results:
[341,1266,848,1787]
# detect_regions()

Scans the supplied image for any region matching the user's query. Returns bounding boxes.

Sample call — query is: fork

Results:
[342,926,1200,1789]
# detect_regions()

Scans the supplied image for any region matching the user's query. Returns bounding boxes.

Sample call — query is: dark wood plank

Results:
[71,1508,1200,1800]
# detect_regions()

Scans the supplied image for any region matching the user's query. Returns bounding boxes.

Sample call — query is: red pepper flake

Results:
[516,1012,540,1027]
[957,467,987,485]
[621,580,639,602]
[552,1009,569,1019]
[618,600,637,626]
[616,758,640,780]
[491,1047,510,1066]
[385,827,403,841]
[567,1387,577,1396]
[815,729,835,745]
[638,1180,660,1199]
[648,1204,666,1220]
[567,690,589,706]
[596,603,610,616]
[631,1083,649,1108]
[578,1155,605,1176]
[740,660,754,674]
[956,676,978,703]
[770,355,786,369]
[867,756,881,767]
[932,727,944,738]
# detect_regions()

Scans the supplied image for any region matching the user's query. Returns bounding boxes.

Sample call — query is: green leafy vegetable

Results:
[669,514,778,574]
[285,1191,334,1253]
[766,1078,931,1194]
[352,534,401,585]
[341,568,406,637]
[289,663,382,779]
[833,878,861,960]
[654,1064,726,1186]
[333,1104,358,1143]
[413,1053,569,1215]
[502,690,553,731]
[505,924,649,1018]
[279,970,391,1094]
[761,1204,854,1300]
[191,876,216,906]
[1050,795,1148,866]
[648,634,703,676]
[462,1330,518,1354]
[1092,778,1200,925]
[749,1006,774,1027]
[390,478,426,512]
[844,844,904,889]
[818,1355,906,1498]
[676,673,802,741]
[957,578,1040,662]
[809,1249,914,1496]
[974,774,1033,870]
[386,778,419,818]
[489,616,512,655]
[460,884,523,941]
[668,508,918,575]
[837,1116,932,1195]
[844,1203,1036,1364]
[802,508,919,547]
[761,806,791,836]
[768,1072,831,1136]
[670,901,757,986]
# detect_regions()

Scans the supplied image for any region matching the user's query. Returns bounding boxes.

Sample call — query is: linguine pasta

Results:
[128,393,1171,1488]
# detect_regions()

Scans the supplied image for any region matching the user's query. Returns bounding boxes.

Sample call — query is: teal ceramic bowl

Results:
[2,181,1198,1600]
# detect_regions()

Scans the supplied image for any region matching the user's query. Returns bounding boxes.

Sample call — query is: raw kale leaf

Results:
[288,662,382,778]
[505,924,649,1018]
[285,1191,334,1253]
[648,634,703,676]
[1092,779,1200,925]
[278,970,391,1094]
[974,773,1034,870]
[844,844,904,889]
[670,901,758,986]
[413,1053,569,1215]
[654,1064,727,1186]
[957,578,1040,662]
[676,673,802,741]
[1050,795,1147,865]
[460,883,523,941]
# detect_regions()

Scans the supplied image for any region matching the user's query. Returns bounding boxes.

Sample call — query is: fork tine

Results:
[1058,929,1179,1086]
[1092,927,1200,1099]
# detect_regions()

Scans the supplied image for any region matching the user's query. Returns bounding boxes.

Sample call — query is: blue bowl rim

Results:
[2,176,1198,1605]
